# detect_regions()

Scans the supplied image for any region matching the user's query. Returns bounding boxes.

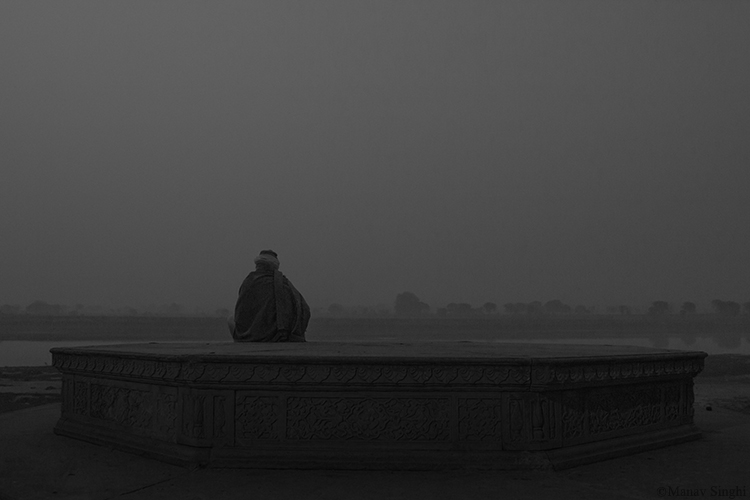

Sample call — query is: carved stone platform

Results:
[51,342,706,470]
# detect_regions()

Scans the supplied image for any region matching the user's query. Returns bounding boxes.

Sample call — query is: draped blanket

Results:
[231,269,310,342]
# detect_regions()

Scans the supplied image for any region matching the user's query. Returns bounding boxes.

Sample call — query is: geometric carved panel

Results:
[73,381,88,416]
[285,397,451,441]
[506,394,558,449]
[458,398,503,441]
[588,384,662,436]
[182,393,206,439]
[155,392,177,439]
[236,394,280,443]
[89,383,154,433]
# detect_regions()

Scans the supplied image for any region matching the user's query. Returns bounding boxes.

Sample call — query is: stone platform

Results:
[50,341,706,470]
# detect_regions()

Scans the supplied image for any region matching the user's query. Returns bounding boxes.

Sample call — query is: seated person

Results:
[228,250,310,342]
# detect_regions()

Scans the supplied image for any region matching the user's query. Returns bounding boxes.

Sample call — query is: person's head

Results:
[254,249,279,271]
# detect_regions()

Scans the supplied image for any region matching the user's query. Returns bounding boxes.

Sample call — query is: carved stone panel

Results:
[212,394,234,447]
[89,382,154,434]
[685,379,695,423]
[664,383,682,423]
[155,391,178,440]
[560,381,696,446]
[503,394,560,450]
[458,398,503,443]
[181,393,207,440]
[285,397,451,441]
[561,391,586,442]
[61,377,74,416]
[588,384,662,436]
[73,380,89,416]
[235,394,280,444]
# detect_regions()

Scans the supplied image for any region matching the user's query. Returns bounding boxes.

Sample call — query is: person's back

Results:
[229,250,310,342]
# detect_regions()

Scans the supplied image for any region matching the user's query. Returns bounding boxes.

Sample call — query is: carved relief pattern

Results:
[536,397,556,441]
[251,365,281,383]
[53,353,545,387]
[533,358,704,386]
[182,394,206,438]
[54,354,181,381]
[203,365,231,382]
[56,346,702,383]
[329,365,357,384]
[664,384,681,422]
[236,395,279,441]
[458,398,503,441]
[61,378,74,415]
[73,381,88,415]
[155,393,177,437]
[302,365,331,383]
[286,397,450,441]
[561,393,585,440]
[356,366,383,384]
[510,398,525,443]
[686,381,695,421]
[224,365,256,382]
[181,364,206,382]
[381,366,408,384]
[54,352,703,387]
[280,365,306,382]
[214,396,227,441]
[511,396,557,443]
[588,385,662,435]
[89,383,154,431]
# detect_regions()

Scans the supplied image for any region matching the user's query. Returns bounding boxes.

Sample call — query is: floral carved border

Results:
[53,353,533,387]
[532,357,705,386]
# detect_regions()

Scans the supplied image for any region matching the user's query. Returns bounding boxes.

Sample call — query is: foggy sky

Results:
[1,1,749,312]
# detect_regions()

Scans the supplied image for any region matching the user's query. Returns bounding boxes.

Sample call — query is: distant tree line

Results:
[646,300,749,317]
[384,294,750,319]
[387,293,750,318]
[5,296,750,319]
[0,300,231,317]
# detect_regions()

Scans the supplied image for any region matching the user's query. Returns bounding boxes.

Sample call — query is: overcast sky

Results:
[1,1,749,312]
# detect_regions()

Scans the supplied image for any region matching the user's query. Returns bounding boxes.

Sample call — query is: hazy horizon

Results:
[2,1,749,312]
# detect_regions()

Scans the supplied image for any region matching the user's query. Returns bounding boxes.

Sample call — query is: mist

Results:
[2,1,749,312]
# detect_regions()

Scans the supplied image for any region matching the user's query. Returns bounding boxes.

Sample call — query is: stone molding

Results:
[52,351,704,389]
[531,357,705,386]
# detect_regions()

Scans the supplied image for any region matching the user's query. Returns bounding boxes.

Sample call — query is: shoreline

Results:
[1,314,749,342]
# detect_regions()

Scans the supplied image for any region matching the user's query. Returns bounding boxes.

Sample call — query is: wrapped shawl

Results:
[231,268,310,342]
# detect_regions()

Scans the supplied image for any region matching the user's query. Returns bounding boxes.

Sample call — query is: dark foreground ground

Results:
[0,355,749,499]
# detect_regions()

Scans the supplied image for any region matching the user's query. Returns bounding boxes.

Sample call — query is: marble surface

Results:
[50,340,708,470]
[51,340,706,362]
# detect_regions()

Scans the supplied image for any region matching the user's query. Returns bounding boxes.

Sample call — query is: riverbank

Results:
[2,315,749,341]
[0,366,60,414]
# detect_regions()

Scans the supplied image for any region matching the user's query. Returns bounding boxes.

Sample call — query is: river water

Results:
[1,336,748,367]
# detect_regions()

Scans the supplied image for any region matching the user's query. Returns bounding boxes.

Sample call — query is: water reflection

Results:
[713,332,743,350]
[642,332,747,351]
[0,340,161,367]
